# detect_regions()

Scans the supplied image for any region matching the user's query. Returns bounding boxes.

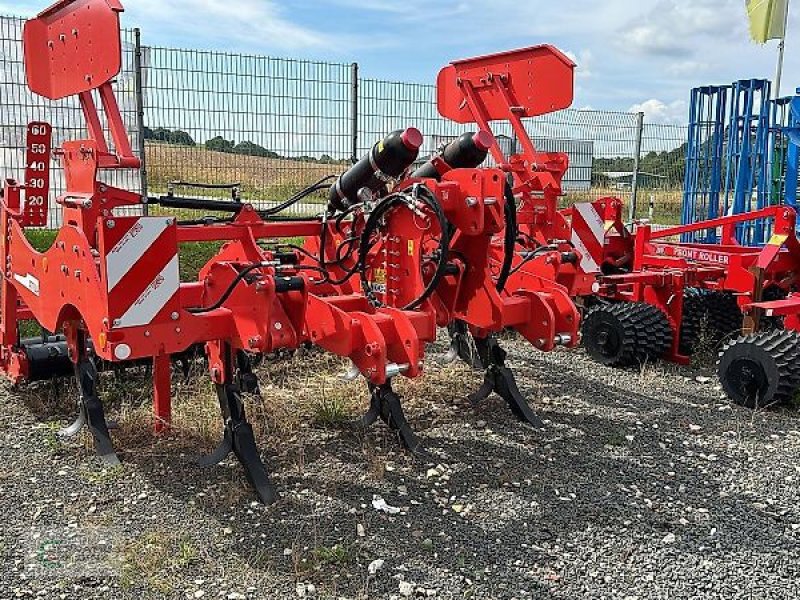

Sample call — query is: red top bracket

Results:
[24,0,124,100]
[436,45,575,123]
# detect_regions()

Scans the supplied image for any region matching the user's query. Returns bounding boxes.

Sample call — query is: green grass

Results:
[25,229,58,252]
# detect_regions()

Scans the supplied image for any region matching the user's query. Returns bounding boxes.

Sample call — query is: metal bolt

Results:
[74,269,81,279]
[175,327,181,334]
[144,330,151,337]
[99,185,107,193]
[465,197,478,207]
[112,319,121,327]
[274,322,283,330]
[170,311,179,321]
[106,219,115,229]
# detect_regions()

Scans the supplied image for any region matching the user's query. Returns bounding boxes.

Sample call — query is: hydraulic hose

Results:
[358,185,450,311]
[495,181,517,293]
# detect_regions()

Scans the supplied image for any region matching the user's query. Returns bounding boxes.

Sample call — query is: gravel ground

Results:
[1,337,799,600]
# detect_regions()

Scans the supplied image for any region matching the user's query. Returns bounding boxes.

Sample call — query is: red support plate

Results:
[437,45,575,123]
[23,0,124,100]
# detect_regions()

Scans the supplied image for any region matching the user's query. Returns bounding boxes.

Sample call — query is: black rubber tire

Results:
[704,291,742,344]
[760,285,788,331]
[582,302,672,367]
[679,288,709,355]
[718,329,800,409]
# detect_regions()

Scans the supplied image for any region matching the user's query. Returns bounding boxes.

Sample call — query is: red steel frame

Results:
[3,0,441,431]
[303,46,584,352]
[435,46,800,368]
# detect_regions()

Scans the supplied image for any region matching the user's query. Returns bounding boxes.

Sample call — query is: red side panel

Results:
[437,45,575,123]
[23,0,123,100]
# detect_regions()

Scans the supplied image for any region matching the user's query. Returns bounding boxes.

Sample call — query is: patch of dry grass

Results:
[120,528,204,593]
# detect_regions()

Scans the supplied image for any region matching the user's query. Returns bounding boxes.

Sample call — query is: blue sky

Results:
[2,0,798,124]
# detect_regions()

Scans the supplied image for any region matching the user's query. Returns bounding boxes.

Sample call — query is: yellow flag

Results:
[747,0,789,43]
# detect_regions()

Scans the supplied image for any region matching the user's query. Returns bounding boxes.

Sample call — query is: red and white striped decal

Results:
[103,217,180,329]
[570,203,605,274]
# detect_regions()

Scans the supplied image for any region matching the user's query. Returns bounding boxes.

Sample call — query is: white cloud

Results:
[618,0,745,57]
[629,98,688,124]
[127,0,334,51]
[666,60,711,77]
[565,49,594,79]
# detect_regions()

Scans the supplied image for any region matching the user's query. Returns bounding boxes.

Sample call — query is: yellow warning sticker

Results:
[407,240,415,256]
[768,234,787,247]
[372,268,386,284]
[377,141,384,154]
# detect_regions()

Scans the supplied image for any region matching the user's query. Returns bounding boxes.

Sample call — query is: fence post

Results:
[350,62,359,164]
[133,28,149,212]
[629,111,645,222]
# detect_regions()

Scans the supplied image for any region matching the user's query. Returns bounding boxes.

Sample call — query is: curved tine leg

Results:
[198,429,233,468]
[468,336,544,428]
[83,394,121,465]
[58,407,86,438]
[374,384,427,457]
[236,351,262,397]
[448,321,485,369]
[467,375,494,405]
[493,365,544,429]
[201,382,277,505]
[361,386,381,427]
[230,421,276,505]
[383,394,426,457]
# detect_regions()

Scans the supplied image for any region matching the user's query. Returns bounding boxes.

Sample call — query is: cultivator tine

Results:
[490,364,544,428]
[446,321,485,369]
[59,357,121,465]
[83,394,121,465]
[200,382,276,505]
[468,336,544,428]
[58,410,86,438]
[197,429,233,468]
[236,351,261,397]
[361,400,381,427]
[363,383,426,455]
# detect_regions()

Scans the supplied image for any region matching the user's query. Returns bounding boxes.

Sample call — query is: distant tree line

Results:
[593,143,687,187]
[143,126,347,164]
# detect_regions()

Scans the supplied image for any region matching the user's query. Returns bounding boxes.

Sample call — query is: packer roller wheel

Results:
[581,302,672,367]
[718,330,800,409]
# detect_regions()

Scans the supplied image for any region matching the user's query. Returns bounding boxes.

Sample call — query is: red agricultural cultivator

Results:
[431,48,800,411]
[581,209,800,409]
[1,0,584,502]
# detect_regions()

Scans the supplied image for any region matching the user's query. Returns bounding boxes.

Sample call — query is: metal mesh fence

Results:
[141,47,353,215]
[634,123,688,223]
[0,13,690,227]
[357,79,658,211]
[0,16,142,226]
